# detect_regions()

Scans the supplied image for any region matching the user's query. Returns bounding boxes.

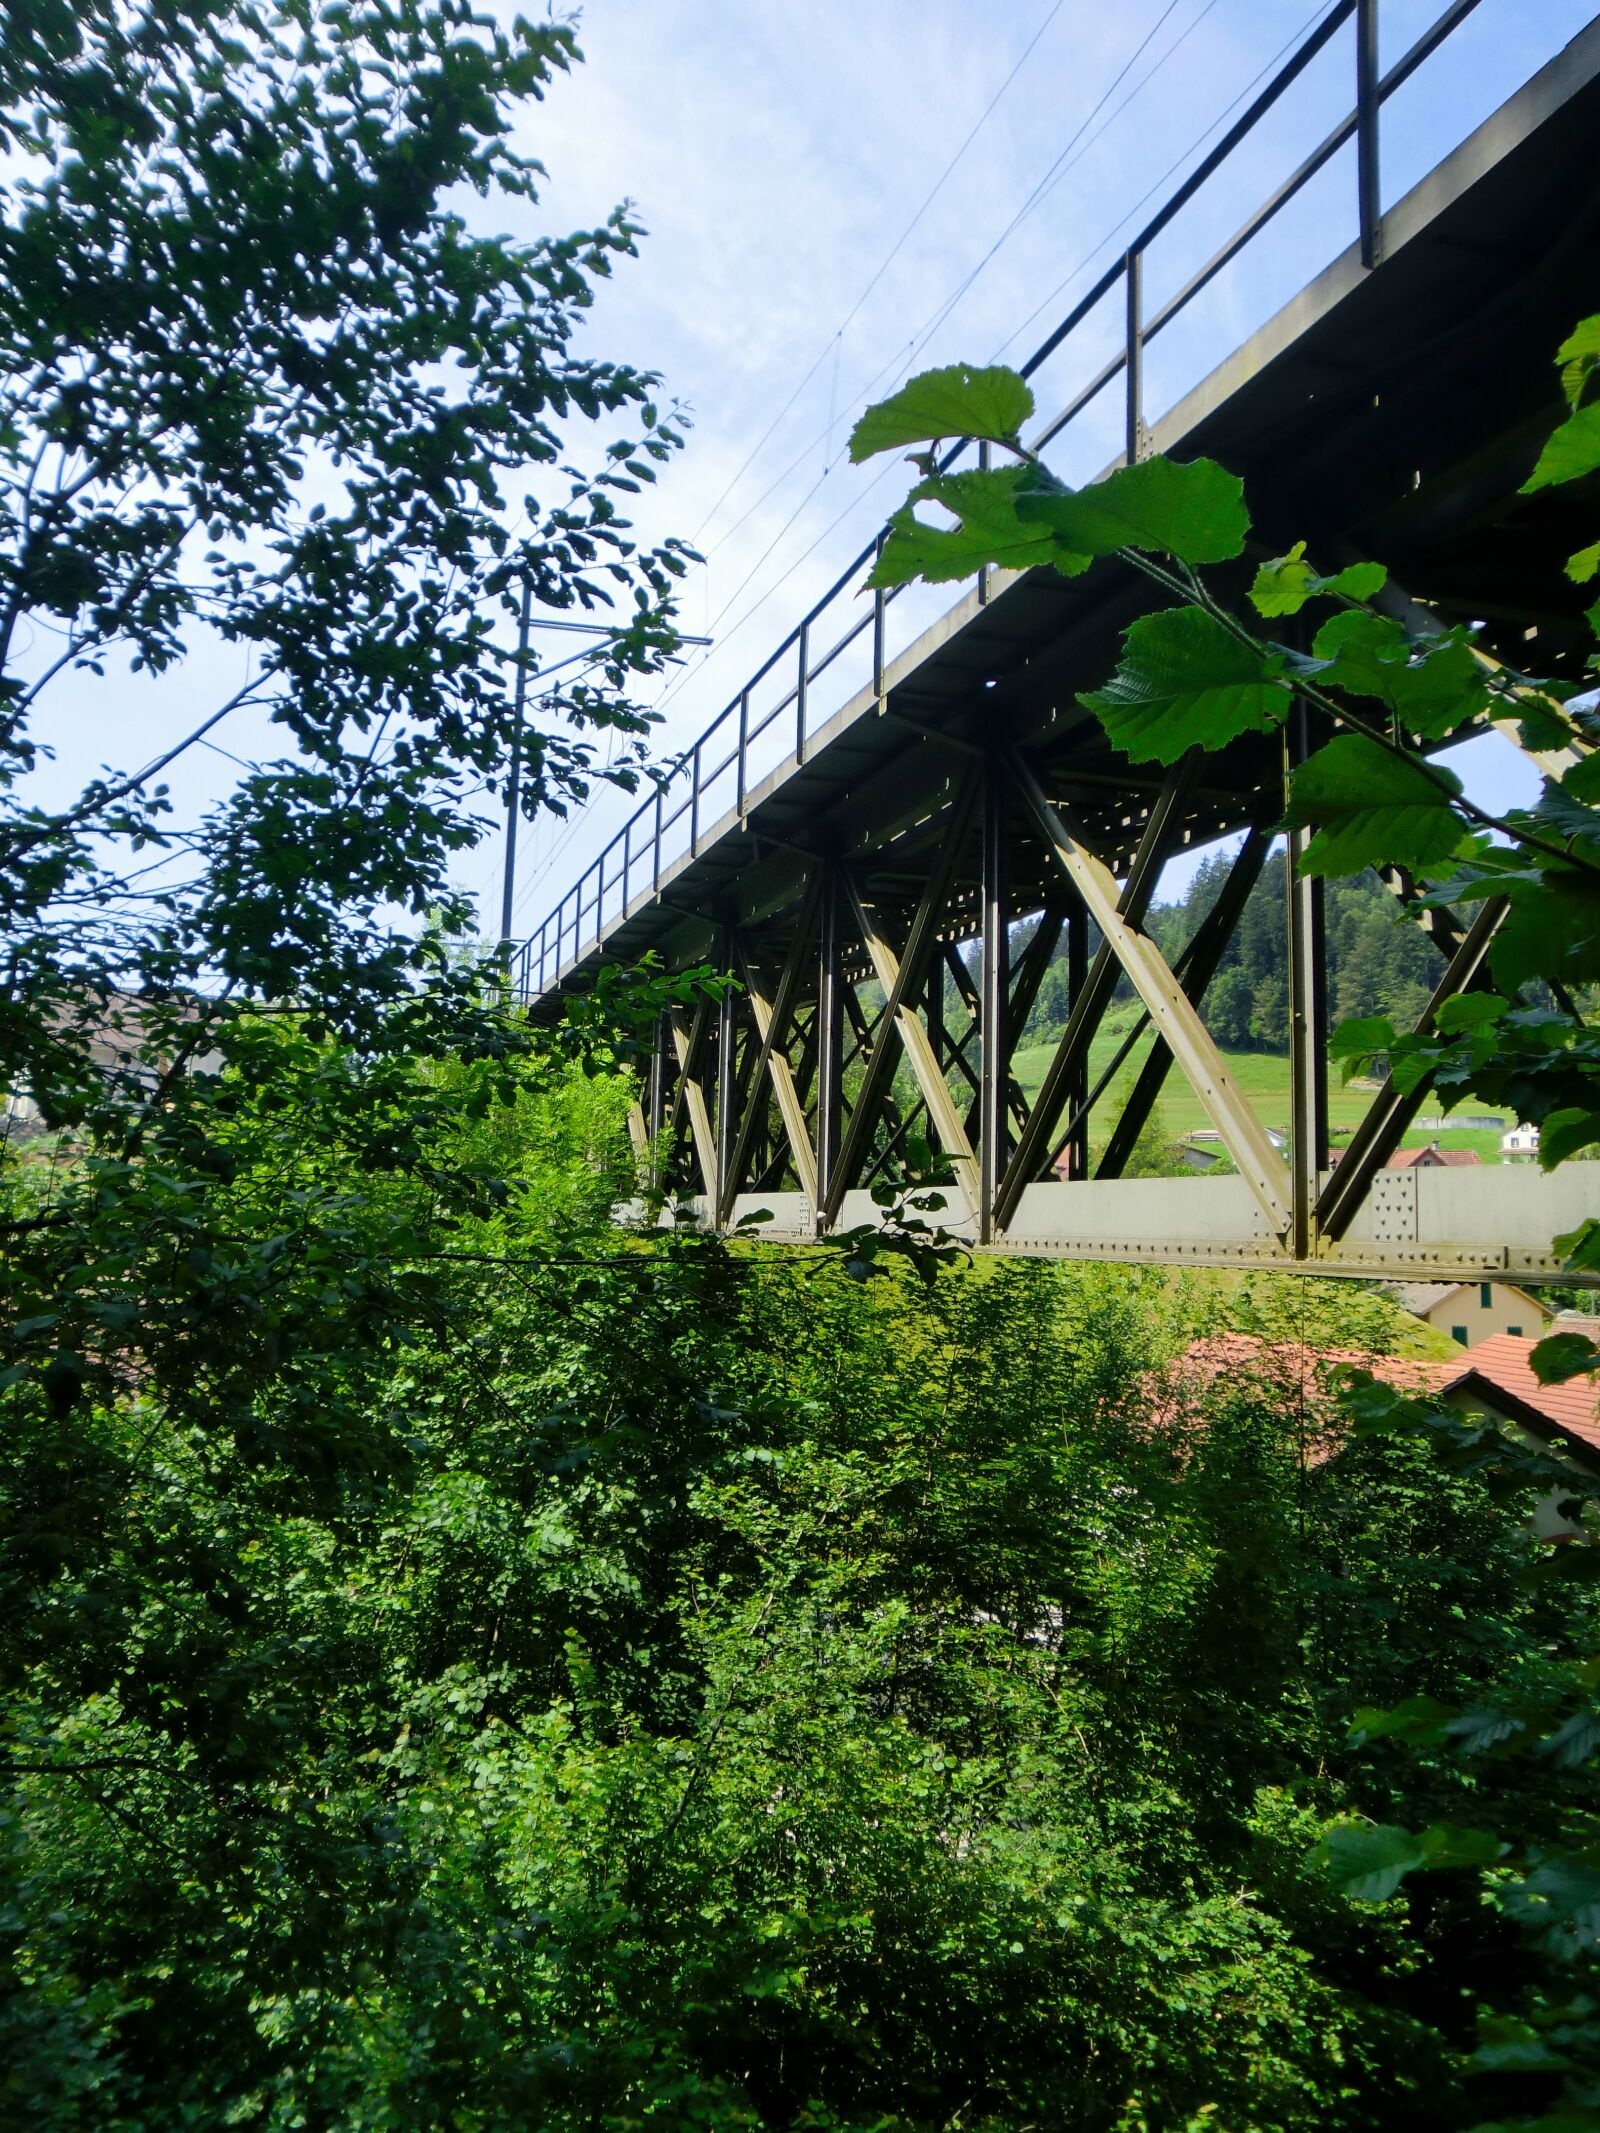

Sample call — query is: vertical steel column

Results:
[715,925,737,1216]
[1125,248,1144,468]
[736,691,750,816]
[690,742,702,856]
[1066,894,1089,1182]
[1357,0,1381,268]
[1286,701,1330,1260]
[499,573,532,944]
[815,863,843,1234]
[653,783,664,891]
[926,950,945,1161]
[648,1006,665,1160]
[979,759,1008,1242]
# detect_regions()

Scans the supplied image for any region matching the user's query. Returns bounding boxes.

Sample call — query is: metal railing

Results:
[514,0,1484,1002]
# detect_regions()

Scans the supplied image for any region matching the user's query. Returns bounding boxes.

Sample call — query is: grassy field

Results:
[1009,1010,1507,1162]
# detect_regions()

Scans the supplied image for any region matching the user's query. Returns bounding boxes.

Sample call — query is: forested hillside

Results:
[1022,851,1443,1053]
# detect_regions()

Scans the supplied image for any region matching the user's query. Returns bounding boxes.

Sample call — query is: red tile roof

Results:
[1152,1333,1600,1467]
[1418,1334,1600,1462]
[1388,1143,1484,1168]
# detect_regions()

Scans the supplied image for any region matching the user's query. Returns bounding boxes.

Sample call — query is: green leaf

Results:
[849,365,1035,464]
[1503,1855,1600,1956]
[1310,611,1489,738]
[1540,1707,1600,1769]
[1538,1107,1600,1168]
[1469,2016,1572,2074]
[1433,992,1507,1035]
[1314,1821,1425,1902]
[1347,1694,1456,1747]
[1557,314,1600,409]
[1079,607,1291,764]
[1531,1332,1600,1386]
[1013,454,1249,564]
[1522,402,1600,492]
[1284,733,1466,876]
[868,465,1079,589]
[1416,1823,1504,1870]
[1568,539,1600,586]
[1249,545,1387,618]
[1328,1014,1396,1059]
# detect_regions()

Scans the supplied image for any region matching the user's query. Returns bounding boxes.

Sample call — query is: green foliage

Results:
[1079,606,1292,764]
[1013,454,1250,564]
[870,466,1066,588]
[0,0,693,1144]
[8,1044,1597,2129]
[847,363,1035,463]
[1249,545,1388,618]
[1283,733,1466,876]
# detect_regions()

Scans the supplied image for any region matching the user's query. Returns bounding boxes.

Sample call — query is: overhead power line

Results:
[691,0,1074,550]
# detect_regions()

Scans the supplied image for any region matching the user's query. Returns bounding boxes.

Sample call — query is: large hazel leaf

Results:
[849,365,1035,464]
[1313,1822,1426,1902]
[1284,732,1466,876]
[1310,610,1489,739]
[1079,607,1291,763]
[868,465,1086,589]
[1522,400,1600,492]
[1013,455,1249,563]
[1557,314,1600,409]
[1248,543,1387,617]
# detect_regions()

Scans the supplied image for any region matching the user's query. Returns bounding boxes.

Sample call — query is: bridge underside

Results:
[543,23,1600,1284]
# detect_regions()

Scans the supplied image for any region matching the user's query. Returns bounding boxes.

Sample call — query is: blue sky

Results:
[476,0,1594,941]
[21,1,1595,942]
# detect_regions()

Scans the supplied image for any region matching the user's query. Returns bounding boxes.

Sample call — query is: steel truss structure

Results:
[625,735,1598,1283]
[521,6,1600,1283]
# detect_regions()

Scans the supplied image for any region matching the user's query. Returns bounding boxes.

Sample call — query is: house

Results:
[1151,1331,1600,1535]
[1326,1140,1483,1172]
[1390,1280,1550,1347]
[1502,1123,1541,1160]
[1387,1140,1483,1170]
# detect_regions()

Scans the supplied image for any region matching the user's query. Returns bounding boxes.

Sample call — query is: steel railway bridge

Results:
[513,2,1600,1284]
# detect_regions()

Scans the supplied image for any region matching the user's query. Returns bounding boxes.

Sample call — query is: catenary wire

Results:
[690,0,1075,549]
[653,0,1314,727]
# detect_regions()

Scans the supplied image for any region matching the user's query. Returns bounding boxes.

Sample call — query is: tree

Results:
[0,0,691,1132]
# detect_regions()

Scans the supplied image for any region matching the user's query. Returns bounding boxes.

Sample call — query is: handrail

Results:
[515,0,1486,1001]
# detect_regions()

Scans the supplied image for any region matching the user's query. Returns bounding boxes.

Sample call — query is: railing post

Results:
[1125,247,1144,467]
[690,743,701,857]
[736,689,750,817]
[1357,0,1381,268]
[872,539,886,704]
[654,782,664,891]
[796,620,810,766]
[815,861,841,1234]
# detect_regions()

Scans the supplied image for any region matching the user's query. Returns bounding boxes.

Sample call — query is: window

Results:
[1508,1325,1522,1337]
[1481,1283,1493,1309]
[1452,1325,1469,1345]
